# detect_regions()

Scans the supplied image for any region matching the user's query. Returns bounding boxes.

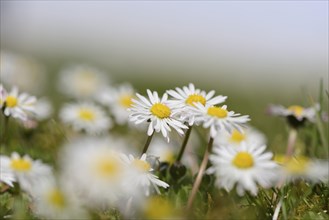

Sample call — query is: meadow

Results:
[0,52,328,220]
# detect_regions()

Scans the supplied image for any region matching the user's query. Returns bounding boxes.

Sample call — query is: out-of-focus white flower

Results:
[121,153,169,196]
[33,98,53,120]
[268,104,320,122]
[1,85,37,121]
[167,83,227,125]
[58,64,110,99]
[274,155,329,184]
[191,104,250,138]
[129,90,188,142]
[59,102,112,135]
[214,126,266,148]
[0,51,46,94]
[0,152,52,193]
[97,83,136,125]
[60,137,133,207]
[148,137,177,164]
[207,143,277,196]
[31,176,88,220]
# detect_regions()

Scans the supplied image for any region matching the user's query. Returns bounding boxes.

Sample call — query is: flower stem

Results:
[285,128,298,159]
[141,131,155,156]
[176,125,193,162]
[186,137,214,210]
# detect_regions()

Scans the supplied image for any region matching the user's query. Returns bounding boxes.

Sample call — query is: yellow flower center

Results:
[275,155,309,174]
[78,109,95,121]
[144,197,174,219]
[230,129,246,143]
[47,189,66,209]
[185,94,206,106]
[96,157,121,178]
[150,103,171,119]
[288,105,304,117]
[232,152,254,169]
[132,159,151,172]
[119,95,133,108]
[5,96,18,108]
[207,106,228,118]
[10,158,32,172]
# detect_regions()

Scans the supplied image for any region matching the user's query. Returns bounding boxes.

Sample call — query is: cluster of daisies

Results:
[0,53,328,219]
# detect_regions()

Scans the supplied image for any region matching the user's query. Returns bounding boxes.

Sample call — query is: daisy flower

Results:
[121,153,169,196]
[33,98,53,121]
[167,83,227,125]
[30,176,88,219]
[274,155,329,184]
[59,102,112,135]
[147,137,177,164]
[129,90,188,142]
[0,152,52,193]
[214,126,266,148]
[57,64,110,99]
[1,85,37,121]
[97,83,136,125]
[60,137,133,207]
[207,143,277,196]
[191,103,250,138]
[268,104,320,128]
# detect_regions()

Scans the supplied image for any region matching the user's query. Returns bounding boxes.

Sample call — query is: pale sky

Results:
[1,1,328,92]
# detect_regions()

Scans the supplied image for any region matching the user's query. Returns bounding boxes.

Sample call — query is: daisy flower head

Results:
[214,126,266,148]
[274,155,329,184]
[1,85,37,121]
[59,102,112,135]
[167,83,227,125]
[60,137,133,207]
[121,153,169,196]
[268,104,320,128]
[148,137,177,164]
[97,83,136,125]
[57,64,110,99]
[0,152,52,193]
[207,143,277,196]
[192,103,250,138]
[129,90,188,142]
[30,176,88,220]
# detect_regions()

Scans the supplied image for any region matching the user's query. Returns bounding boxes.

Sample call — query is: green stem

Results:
[141,131,155,156]
[176,125,192,162]
[186,137,214,210]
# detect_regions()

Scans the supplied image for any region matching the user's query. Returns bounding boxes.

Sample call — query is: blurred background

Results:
[1,1,328,139]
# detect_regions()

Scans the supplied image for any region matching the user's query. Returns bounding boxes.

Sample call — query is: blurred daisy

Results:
[60,137,133,207]
[97,83,136,125]
[0,152,52,193]
[1,85,37,121]
[192,103,250,138]
[148,137,177,164]
[274,155,329,184]
[207,143,277,196]
[167,83,227,125]
[121,153,169,196]
[58,64,110,99]
[214,126,266,148]
[268,104,320,128]
[60,102,112,134]
[33,98,53,121]
[31,177,88,219]
[0,51,46,94]
[129,90,188,142]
